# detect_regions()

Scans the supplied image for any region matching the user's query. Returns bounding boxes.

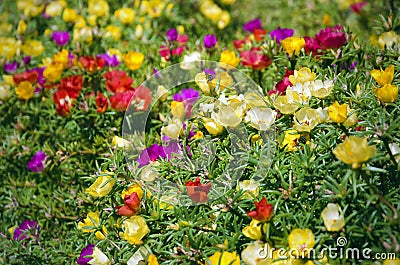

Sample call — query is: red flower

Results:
[253,29,267,42]
[116,192,140,217]
[79,56,105,73]
[272,68,294,95]
[13,71,39,85]
[247,197,274,222]
[132,85,152,111]
[240,49,272,70]
[315,25,347,50]
[57,75,83,99]
[103,70,134,94]
[53,89,73,116]
[110,90,135,111]
[96,92,108,113]
[186,177,211,203]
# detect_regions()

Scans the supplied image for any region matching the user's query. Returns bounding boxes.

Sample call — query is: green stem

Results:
[360,171,398,220]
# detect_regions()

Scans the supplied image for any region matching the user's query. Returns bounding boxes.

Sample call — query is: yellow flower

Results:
[119,216,149,244]
[343,107,358,127]
[86,175,115,197]
[89,247,111,265]
[21,40,44,57]
[321,203,345,232]
[328,101,347,123]
[88,0,109,18]
[217,10,230,29]
[15,81,35,100]
[142,0,167,18]
[170,101,185,119]
[121,184,144,200]
[383,258,400,265]
[207,251,240,265]
[103,25,122,42]
[74,15,87,29]
[374,83,399,103]
[53,49,69,68]
[95,226,108,240]
[273,95,299,115]
[77,211,100,233]
[220,50,240,68]
[293,107,320,132]
[17,20,27,35]
[123,51,144,71]
[45,1,66,17]
[288,228,315,257]
[148,254,159,265]
[87,15,97,26]
[22,2,45,18]
[211,72,234,92]
[43,63,64,82]
[203,117,224,135]
[161,118,183,139]
[280,130,308,152]
[62,8,78,22]
[115,7,135,25]
[0,37,19,60]
[333,136,376,168]
[323,13,331,26]
[242,219,266,240]
[370,65,394,86]
[289,67,316,85]
[281,37,305,56]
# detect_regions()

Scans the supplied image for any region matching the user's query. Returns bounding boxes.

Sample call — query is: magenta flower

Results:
[173,88,199,103]
[204,34,217,49]
[243,18,262,32]
[315,25,347,50]
[166,28,178,41]
[203,68,216,79]
[270,28,294,43]
[4,61,18,74]
[13,219,40,241]
[137,143,166,167]
[77,244,94,265]
[350,1,367,14]
[23,56,31,65]
[304,36,322,55]
[27,151,47,173]
[51,31,70,46]
[97,53,119,67]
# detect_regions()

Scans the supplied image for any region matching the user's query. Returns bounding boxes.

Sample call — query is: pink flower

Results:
[304,36,322,55]
[350,1,367,14]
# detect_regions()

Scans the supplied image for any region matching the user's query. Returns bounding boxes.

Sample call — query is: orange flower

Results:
[186,177,211,203]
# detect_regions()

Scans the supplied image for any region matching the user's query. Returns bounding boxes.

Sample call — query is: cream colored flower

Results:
[112,136,130,149]
[241,241,271,265]
[203,117,224,135]
[127,246,150,265]
[180,52,201,70]
[321,203,345,232]
[161,118,183,139]
[310,79,334,98]
[245,107,276,131]
[88,247,111,265]
[293,107,320,132]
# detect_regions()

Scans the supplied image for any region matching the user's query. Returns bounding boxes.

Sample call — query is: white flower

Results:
[316,107,329,123]
[180,52,201,70]
[321,203,345,232]
[245,107,276,131]
[88,247,111,265]
[199,102,215,113]
[310,79,334,98]
[286,81,312,105]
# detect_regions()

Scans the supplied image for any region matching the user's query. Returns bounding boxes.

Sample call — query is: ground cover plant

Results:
[0,0,399,264]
